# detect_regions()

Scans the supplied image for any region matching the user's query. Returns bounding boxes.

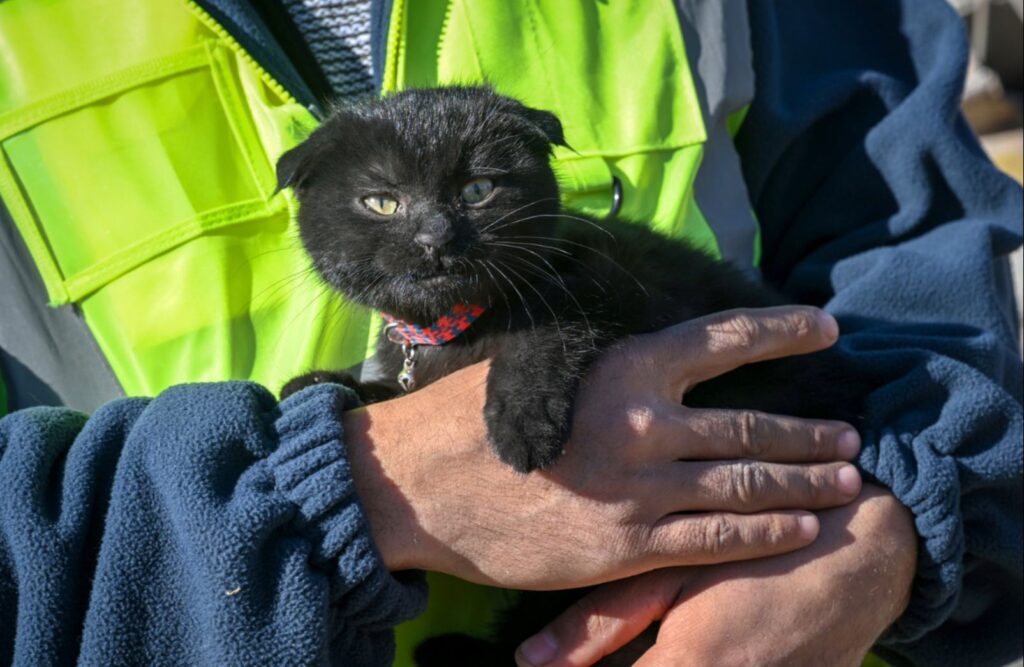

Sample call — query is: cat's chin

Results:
[360,272,484,321]
[409,273,454,288]
[400,269,476,294]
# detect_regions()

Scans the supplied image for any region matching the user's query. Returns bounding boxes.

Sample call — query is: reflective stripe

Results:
[676,0,762,268]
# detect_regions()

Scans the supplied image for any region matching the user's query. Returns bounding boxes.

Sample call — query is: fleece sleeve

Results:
[0,382,427,667]
[739,1,1023,665]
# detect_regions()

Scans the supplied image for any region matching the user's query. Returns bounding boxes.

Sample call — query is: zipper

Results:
[247,0,335,110]
[184,0,305,110]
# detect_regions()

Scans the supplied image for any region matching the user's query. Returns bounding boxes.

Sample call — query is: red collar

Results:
[381,303,486,346]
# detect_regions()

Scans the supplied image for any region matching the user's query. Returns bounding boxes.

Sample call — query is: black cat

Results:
[278,86,864,473]
[277,85,870,666]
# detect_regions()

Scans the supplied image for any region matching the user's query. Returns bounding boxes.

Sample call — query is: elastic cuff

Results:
[268,383,428,638]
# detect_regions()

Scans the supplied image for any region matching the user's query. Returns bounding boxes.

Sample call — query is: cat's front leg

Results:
[280,370,400,403]
[485,324,601,472]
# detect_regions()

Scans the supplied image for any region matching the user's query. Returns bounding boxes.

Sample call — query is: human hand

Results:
[515,484,917,667]
[343,306,863,590]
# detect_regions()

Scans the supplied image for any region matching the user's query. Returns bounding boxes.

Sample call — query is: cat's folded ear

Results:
[520,106,570,151]
[275,133,328,194]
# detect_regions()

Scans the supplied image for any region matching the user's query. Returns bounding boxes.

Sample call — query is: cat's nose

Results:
[414,227,454,251]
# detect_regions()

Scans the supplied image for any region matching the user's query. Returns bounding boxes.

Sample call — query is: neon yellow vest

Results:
[0,1,715,664]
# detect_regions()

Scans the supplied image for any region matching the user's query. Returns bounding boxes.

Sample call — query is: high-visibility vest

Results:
[0,1,756,664]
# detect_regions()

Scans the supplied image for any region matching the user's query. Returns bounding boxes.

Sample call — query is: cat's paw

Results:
[485,382,574,473]
[280,370,359,400]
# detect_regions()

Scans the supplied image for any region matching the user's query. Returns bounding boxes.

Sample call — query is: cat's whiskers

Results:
[489,238,612,295]
[488,242,589,302]
[493,258,568,354]
[252,266,321,310]
[494,237,612,296]
[348,269,390,307]
[497,251,598,350]
[282,281,337,346]
[489,242,570,289]
[485,259,536,331]
[491,239,573,258]
[479,198,560,234]
[282,258,385,346]
[483,212,617,239]
[318,293,357,351]
[502,234,649,296]
[454,257,487,304]
[476,259,514,332]
[493,244,598,326]
[314,279,387,353]
[270,257,375,348]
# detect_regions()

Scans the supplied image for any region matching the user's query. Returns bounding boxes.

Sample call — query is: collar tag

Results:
[380,303,486,392]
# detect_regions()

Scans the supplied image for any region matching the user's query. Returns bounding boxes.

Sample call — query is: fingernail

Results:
[798,514,819,539]
[837,465,861,496]
[817,311,839,341]
[517,631,558,666]
[837,429,861,459]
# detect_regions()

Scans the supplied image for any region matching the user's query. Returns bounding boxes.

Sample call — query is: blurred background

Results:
[951,0,1024,351]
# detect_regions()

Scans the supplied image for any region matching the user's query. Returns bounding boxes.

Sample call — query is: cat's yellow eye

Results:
[461,177,494,205]
[362,195,399,215]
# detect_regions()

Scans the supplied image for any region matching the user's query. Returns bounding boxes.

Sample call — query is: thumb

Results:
[514,569,688,667]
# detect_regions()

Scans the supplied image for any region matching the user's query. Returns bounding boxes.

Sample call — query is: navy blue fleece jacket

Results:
[741,1,1023,664]
[0,382,427,666]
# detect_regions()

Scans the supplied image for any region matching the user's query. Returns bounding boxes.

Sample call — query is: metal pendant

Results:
[397,343,417,392]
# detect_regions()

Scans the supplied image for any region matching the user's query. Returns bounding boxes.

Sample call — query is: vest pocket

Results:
[0,41,285,305]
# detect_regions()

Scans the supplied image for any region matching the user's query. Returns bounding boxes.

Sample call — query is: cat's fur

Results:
[278,86,867,665]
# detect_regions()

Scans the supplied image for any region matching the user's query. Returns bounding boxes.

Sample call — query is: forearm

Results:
[342,360,492,574]
[0,382,426,667]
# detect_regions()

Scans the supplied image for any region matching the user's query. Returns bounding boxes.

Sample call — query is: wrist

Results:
[342,404,424,572]
[340,364,493,575]
[853,484,917,627]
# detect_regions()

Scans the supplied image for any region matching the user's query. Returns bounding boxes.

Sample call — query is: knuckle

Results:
[702,515,738,556]
[803,468,826,504]
[762,515,794,547]
[576,595,615,641]
[738,410,768,457]
[814,465,841,503]
[787,309,817,339]
[808,425,829,460]
[624,404,658,440]
[720,312,761,351]
[732,461,769,505]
